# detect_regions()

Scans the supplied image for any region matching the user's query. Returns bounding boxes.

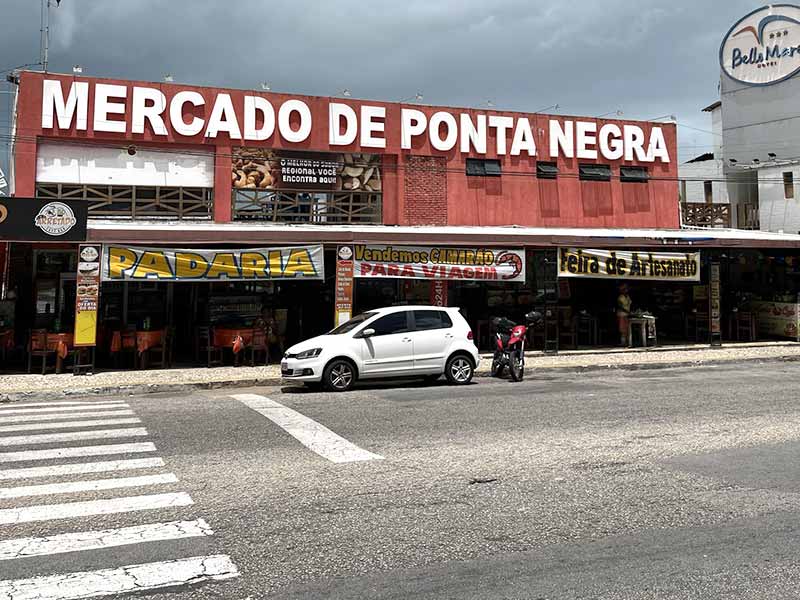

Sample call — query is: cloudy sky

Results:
[0,0,761,178]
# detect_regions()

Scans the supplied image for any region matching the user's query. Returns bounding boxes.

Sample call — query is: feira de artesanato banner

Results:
[558,248,700,282]
[102,245,324,282]
[353,244,526,282]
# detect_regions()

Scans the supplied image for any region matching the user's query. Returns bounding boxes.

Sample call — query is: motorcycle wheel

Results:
[510,350,524,382]
[491,358,504,378]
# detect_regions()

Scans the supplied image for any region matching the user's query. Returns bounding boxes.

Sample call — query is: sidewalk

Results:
[2,341,799,402]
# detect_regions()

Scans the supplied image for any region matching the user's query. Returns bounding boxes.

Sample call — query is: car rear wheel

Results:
[445,354,474,385]
[322,359,356,392]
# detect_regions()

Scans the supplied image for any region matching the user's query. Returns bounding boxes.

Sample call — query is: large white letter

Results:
[131,87,167,135]
[429,111,458,151]
[93,83,127,133]
[598,124,624,160]
[510,118,536,156]
[41,79,88,130]
[328,103,357,145]
[460,114,487,154]
[489,115,514,155]
[623,125,647,161]
[277,99,312,143]
[549,120,574,158]
[360,105,386,148]
[575,121,597,159]
[205,93,242,139]
[401,109,427,149]
[647,127,670,163]
[244,96,275,141]
[169,91,205,136]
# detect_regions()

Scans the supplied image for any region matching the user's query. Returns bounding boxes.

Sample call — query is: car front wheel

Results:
[322,359,356,392]
[445,354,474,385]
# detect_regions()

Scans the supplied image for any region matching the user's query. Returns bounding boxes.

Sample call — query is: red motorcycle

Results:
[491,311,542,382]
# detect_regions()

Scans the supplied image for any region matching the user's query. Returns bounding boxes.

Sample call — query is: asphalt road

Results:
[3,361,800,599]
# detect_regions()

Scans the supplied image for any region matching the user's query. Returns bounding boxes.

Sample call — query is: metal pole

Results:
[40,0,50,73]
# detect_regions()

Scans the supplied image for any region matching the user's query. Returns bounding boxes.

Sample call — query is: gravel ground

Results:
[1,341,799,396]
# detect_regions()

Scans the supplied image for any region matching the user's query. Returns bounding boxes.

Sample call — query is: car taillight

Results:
[467,330,474,340]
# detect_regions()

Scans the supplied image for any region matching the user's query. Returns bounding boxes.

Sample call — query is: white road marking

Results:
[0,554,239,597]
[0,402,128,415]
[0,409,135,424]
[0,427,148,447]
[0,518,213,561]
[0,457,165,481]
[0,400,129,410]
[0,472,179,499]
[0,492,194,525]
[232,393,384,463]
[0,442,157,463]
[0,417,142,433]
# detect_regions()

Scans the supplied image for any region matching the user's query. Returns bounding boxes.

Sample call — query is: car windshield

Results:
[328,312,377,335]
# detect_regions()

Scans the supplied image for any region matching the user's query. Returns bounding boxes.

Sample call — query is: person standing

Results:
[617,283,632,346]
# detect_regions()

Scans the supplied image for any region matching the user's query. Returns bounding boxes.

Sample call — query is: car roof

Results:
[370,305,458,314]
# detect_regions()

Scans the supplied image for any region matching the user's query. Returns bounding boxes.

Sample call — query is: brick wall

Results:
[404,155,447,225]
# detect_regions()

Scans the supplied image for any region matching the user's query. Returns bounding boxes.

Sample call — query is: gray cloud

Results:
[0,0,760,180]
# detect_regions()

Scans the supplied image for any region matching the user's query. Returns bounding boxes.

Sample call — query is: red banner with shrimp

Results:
[353,244,526,282]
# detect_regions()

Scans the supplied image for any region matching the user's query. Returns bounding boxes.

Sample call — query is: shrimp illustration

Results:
[496,252,523,280]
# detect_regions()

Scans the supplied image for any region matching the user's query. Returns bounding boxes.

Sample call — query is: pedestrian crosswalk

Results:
[0,398,239,599]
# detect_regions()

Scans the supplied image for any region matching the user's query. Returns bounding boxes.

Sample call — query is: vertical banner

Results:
[709,262,721,346]
[0,242,8,299]
[335,246,354,326]
[430,280,448,307]
[74,244,101,347]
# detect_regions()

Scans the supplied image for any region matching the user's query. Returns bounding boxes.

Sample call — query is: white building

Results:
[680,4,800,232]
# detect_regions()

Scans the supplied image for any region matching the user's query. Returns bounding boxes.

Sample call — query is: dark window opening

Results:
[466,158,502,177]
[704,180,713,204]
[784,172,795,199]
[536,161,558,179]
[578,164,612,182]
[620,166,648,183]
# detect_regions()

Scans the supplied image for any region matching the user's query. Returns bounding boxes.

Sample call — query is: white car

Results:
[281,305,480,391]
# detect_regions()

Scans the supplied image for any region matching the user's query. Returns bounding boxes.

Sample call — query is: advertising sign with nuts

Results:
[232,149,381,193]
[75,243,102,347]
[353,245,526,282]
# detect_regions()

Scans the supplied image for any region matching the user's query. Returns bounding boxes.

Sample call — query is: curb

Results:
[2,353,800,403]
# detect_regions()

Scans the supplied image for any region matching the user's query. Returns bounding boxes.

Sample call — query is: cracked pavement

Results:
[3,361,800,598]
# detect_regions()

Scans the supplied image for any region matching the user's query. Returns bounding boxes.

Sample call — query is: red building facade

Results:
[12,71,679,230]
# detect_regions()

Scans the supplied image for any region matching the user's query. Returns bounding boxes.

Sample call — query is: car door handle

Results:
[445,333,454,339]
[402,337,412,343]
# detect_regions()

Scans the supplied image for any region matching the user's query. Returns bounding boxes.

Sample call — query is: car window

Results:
[413,310,453,331]
[369,311,410,336]
[329,312,376,335]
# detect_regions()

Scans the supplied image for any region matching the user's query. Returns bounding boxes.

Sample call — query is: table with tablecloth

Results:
[212,328,255,358]
[29,332,74,372]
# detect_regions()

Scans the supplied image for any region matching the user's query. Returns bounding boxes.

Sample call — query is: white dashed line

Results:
[0,457,165,481]
[0,401,129,410]
[0,402,128,415]
[232,393,384,463]
[0,417,142,433]
[0,492,194,525]
[0,518,214,561]
[0,442,157,463]
[0,554,239,598]
[0,427,149,447]
[0,472,179,499]
[0,409,135,424]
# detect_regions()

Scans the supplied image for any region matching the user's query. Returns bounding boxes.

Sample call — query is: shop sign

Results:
[430,280,448,307]
[709,262,722,342]
[74,244,101,347]
[558,248,700,282]
[0,197,87,242]
[335,245,354,326]
[720,5,800,86]
[102,245,324,282]
[40,79,671,163]
[353,245,526,282]
[752,300,800,340]
[232,149,381,193]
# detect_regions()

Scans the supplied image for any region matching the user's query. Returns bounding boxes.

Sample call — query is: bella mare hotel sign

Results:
[38,79,671,163]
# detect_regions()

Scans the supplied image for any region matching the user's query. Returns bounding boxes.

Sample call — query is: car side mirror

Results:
[357,328,376,339]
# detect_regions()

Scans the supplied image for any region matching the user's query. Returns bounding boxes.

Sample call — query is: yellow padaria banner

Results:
[102,245,324,282]
[558,247,700,282]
